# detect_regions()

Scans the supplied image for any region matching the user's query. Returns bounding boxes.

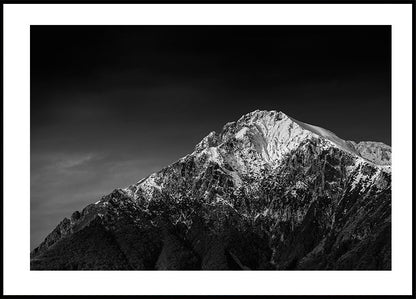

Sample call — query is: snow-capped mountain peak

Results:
[196,110,357,165]
[195,110,390,167]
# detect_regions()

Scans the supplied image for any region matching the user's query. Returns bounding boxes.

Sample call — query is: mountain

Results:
[30,110,391,270]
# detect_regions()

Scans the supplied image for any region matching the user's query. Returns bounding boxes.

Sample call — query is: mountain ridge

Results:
[31,110,391,270]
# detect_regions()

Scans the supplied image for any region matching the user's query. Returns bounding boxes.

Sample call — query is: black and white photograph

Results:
[3,2,414,296]
[30,25,392,270]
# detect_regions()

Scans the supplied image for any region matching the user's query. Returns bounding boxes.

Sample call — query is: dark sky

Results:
[31,25,391,249]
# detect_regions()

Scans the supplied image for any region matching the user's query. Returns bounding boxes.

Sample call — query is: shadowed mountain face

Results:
[31,110,391,270]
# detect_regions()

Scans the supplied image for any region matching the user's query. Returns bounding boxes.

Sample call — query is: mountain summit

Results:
[31,110,391,270]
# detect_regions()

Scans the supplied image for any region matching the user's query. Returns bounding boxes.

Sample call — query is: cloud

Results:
[56,153,96,169]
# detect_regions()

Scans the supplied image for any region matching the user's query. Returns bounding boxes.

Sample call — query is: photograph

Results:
[29,25,392,271]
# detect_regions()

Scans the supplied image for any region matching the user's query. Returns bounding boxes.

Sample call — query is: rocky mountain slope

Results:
[31,110,391,270]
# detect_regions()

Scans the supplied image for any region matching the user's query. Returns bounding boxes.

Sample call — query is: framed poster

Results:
[3,1,414,296]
